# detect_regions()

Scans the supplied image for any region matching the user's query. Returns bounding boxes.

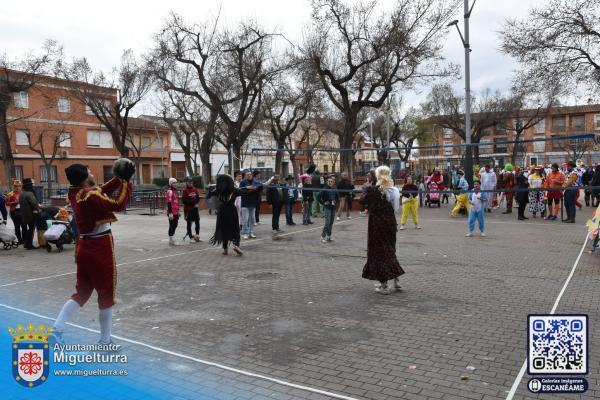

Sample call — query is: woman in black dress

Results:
[210,175,243,256]
[360,166,404,295]
[515,167,529,221]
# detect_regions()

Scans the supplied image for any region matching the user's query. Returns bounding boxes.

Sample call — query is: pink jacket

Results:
[166,188,180,216]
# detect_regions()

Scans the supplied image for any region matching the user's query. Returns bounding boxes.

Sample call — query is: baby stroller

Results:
[425,181,441,208]
[0,222,19,250]
[44,209,75,253]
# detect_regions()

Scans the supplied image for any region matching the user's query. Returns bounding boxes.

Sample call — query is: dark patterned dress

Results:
[360,186,404,283]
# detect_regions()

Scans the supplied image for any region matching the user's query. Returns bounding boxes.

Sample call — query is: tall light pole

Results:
[448,0,476,186]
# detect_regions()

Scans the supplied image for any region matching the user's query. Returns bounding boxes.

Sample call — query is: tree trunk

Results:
[233,141,242,172]
[274,136,287,176]
[184,153,194,178]
[340,113,358,179]
[288,152,297,177]
[45,162,53,196]
[0,100,15,184]
[201,160,211,187]
[134,159,141,184]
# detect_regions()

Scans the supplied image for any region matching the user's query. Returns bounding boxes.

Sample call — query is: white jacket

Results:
[479,170,497,191]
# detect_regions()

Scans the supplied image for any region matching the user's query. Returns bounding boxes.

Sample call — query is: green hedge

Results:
[152,177,170,187]
[152,176,203,188]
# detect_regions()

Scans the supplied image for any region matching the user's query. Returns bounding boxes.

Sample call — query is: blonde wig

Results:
[375,165,393,194]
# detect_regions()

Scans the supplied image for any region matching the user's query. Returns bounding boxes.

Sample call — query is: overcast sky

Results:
[1,0,548,114]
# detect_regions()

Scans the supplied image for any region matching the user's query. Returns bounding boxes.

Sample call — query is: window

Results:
[443,140,453,155]
[13,91,28,108]
[103,166,114,183]
[87,130,113,148]
[533,140,545,152]
[324,165,329,173]
[552,116,566,132]
[58,132,71,148]
[443,128,454,139]
[58,97,70,113]
[514,119,524,131]
[14,166,23,181]
[141,136,151,149]
[171,133,182,149]
[15,129,29,146]
[257,162,265,168]
[595,114,600,130]
[152,165,166,179]
[534,119,545,134]
[493,138,507,153]
[39,166,58,183]
[85,99,111,115]
[571,115,585,130]
[479,139,493,154]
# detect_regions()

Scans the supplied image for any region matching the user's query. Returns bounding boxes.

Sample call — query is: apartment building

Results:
[1,72,171,187]
[417,104,600,171]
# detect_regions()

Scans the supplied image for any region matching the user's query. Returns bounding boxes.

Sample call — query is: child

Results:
[466,182,485,237]
[284,175,298,225]
[301,175,313,225]
[317,177,339,243]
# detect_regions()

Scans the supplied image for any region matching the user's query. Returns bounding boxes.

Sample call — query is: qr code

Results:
[528,315,587,375]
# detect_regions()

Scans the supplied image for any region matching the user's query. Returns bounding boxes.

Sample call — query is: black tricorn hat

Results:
[22,178,34,186]
[65,164,89,186]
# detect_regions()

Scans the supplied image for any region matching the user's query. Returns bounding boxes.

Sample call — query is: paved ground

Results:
[0,202,599,400]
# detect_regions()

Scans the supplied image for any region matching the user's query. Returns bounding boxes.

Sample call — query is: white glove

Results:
[168,213,174,220]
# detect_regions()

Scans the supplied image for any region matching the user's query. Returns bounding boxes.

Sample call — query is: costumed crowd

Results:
[1,156,598,346]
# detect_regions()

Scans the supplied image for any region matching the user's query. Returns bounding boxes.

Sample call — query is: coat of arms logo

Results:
[8,324,51,387]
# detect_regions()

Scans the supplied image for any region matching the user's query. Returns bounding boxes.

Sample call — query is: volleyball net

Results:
[246,133,600,195]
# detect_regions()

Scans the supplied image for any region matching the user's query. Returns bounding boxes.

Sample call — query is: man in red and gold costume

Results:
[51,159,135,345]
[501,163,515,214]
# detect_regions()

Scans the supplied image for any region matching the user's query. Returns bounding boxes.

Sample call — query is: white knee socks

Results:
[54,299,80,332]
[99,307,113,344]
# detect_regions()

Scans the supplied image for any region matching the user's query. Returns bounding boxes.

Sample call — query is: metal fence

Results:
[129,190,165,215]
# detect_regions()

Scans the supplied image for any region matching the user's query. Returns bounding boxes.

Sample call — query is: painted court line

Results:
[0,218,359,289]
[429,218,582,227]
[0,302,358,400]
[505,232,590,400]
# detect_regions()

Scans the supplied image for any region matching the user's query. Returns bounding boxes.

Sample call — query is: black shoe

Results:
[563,219,575,223]
[522,216,529,220]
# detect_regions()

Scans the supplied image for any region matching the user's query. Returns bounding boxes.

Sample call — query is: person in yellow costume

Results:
[400,176,421,229]
[451,170,471,216]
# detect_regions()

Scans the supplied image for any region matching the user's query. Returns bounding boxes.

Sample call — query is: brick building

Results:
[417,104,600,171]
[1,73,171,189]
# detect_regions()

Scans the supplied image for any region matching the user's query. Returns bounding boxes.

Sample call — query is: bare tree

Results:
[158,78,217,185]
[498,81,559,164]
[371,107,435,164]
[556,136,596,162]
[302,0,459,176]
[296,119,327,166]
[501,0,600,100]
[423,84,509,164]
[0,40,60,183]
[263,73,313,175]
[60,50,152,157]
[151,13,282,173]
[124,119,160,184]
[22,118,70,195]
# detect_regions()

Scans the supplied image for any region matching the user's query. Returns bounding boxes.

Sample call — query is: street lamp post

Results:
[448,0,476,187]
